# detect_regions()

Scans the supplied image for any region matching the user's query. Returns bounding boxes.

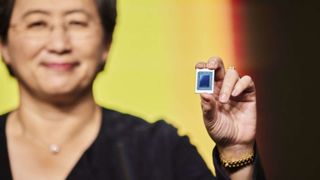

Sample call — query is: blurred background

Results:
[1,0,319,179]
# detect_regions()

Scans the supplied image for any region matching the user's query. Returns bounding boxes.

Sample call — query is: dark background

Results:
[241,1,319,179]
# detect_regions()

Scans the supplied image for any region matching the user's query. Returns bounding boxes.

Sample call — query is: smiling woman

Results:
[0,0,264,180]
[2,0,108,103]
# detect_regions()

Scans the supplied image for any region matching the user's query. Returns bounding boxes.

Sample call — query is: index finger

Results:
[206,56,225,82]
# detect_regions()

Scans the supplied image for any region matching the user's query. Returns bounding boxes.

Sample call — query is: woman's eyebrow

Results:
[22,10,50,19]
[65,9,91,18]
[21,9,91,20]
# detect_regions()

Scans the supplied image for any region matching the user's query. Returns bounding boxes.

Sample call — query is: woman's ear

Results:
[1,42,16,77]
[97,44,110,73]
[101,42,111,65]
[102,43,111,61]
[0,42,11,64]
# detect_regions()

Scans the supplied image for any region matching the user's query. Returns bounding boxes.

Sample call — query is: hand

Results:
[197,57,257,156]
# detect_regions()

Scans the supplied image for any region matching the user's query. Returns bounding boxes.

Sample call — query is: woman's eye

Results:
[27,21,48,29]
[69,21,88,27]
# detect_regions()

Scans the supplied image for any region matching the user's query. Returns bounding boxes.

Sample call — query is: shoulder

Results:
[0,113,9,131]
[0,112,9,120]
[101,107,180,141]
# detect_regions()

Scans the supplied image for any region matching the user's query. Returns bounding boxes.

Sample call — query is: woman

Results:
[0,0,264,179]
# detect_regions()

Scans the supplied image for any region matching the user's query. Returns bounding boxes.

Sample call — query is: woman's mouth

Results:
[41,62,80,71]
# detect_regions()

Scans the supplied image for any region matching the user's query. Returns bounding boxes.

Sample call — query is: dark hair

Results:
[0,0,117,43]
[96,0,117,44]
[0,0,14,44]
[0,0,117,75]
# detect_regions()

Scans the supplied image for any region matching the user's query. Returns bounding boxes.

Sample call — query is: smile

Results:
[41,62,80,71]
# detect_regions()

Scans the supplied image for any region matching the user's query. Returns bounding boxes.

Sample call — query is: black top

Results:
[0,108,265,180]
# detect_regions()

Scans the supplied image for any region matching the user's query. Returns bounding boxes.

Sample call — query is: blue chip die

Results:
[195,68,215,94]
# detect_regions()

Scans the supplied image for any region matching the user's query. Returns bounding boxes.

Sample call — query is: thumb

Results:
[200,93,216,122]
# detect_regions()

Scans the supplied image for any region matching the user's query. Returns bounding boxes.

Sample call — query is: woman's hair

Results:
[0,0,117,44]
[0,0,117,76]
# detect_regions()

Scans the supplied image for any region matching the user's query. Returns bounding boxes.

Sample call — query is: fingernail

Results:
[219,93,227,102]
[208,63,215,69]
[232,89,238,96]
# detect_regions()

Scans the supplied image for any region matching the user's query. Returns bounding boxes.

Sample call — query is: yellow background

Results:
[0,0,235,173]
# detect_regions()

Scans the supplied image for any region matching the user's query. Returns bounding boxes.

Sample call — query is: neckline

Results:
[0,108,107,179]
[0,113,12,180]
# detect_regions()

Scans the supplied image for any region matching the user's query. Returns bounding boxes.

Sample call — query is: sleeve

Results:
[172,134,216,180]
[153,120,265,180]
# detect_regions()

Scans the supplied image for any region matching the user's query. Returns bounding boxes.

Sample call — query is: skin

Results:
[196,57,256,179]
[1,0,108,179]
[1,0,257,179]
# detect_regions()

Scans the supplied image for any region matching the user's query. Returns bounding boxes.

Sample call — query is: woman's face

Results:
[1,0,109,100]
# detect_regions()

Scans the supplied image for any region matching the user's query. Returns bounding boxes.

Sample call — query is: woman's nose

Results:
[46,26,72,54]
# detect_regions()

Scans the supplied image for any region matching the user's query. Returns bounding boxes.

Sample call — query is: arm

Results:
[196,57,264,179]
[213,144,265,180]
[170,125,265,180]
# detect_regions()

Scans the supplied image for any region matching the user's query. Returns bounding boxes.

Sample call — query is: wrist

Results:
[217,144,255,170]
[217,143,254,161]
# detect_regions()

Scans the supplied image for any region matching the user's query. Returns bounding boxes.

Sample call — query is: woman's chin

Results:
[28,73,94,102]
[38,86,89,105]
[39,76,85,94]
[43,87,76,96]
[39,82,88,99]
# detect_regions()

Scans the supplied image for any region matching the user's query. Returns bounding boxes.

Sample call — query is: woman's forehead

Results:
[12,0,98,19]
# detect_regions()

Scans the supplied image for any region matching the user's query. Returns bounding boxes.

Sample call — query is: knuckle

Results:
[208,56,223,64]
[241,75,255,88]
[221,83,233,92]
[195,62,206,68]
[242,75,252,82]
[226,69,239,79]
[231,69,239,76]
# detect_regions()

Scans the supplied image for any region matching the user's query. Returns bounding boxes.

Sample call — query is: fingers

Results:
[195,56,225,81]
[200,93,215,119]
[231,75,255,97]
[207,56,225,81]
[195,57,255,104]
[195,62,207,69]
[219,67,239,103]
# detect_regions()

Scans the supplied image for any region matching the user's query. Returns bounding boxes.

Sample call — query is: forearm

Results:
[218,144,254,180]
